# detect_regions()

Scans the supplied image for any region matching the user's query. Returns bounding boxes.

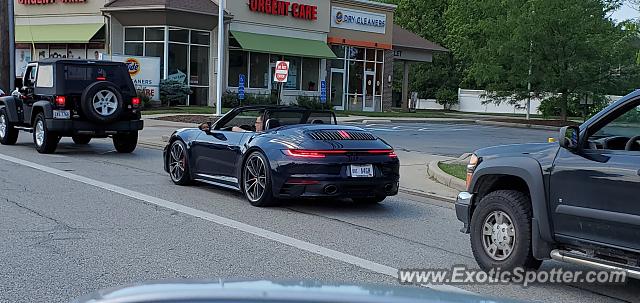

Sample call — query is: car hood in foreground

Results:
[73,280,522,303]
[475,143,559,159]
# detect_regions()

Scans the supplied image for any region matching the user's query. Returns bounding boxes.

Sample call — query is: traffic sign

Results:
[274,61,290,83]
[238,74,246,100]
[320,80,327,104]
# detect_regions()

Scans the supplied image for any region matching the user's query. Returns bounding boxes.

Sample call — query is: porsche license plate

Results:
[53,110,70,119]
[350,164,374,178]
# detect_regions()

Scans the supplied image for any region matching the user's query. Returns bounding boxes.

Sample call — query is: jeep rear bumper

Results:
[46,119,144,136]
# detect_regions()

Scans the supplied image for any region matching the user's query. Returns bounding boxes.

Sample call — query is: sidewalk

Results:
[139,117,459,202]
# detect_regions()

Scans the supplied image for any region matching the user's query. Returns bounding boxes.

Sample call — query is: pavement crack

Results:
[284,207,474,261]
[3,198,87,233]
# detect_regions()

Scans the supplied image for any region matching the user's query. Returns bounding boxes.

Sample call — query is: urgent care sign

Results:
[248,0,318,21]
[18,0,86,4]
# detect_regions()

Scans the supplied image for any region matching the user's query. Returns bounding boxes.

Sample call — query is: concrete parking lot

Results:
[0,123,637,303]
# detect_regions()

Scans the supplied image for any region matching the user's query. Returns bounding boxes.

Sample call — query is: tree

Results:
[445,0,639,121]
[382,0,463,99]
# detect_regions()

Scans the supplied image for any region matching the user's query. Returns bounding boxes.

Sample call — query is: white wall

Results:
[415,89,623,115]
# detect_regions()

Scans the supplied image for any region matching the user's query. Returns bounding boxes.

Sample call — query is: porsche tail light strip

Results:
[284,149,397,158]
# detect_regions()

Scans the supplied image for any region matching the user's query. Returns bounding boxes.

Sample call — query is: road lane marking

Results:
[0,153,471,295]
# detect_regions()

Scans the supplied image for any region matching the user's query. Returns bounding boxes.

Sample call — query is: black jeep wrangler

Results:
[0,59,144,154]
[457,90,640,278]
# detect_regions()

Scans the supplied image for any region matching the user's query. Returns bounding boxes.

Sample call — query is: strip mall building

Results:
[14,0,446,111]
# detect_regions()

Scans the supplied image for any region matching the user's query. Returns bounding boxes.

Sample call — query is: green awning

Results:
[16,23,104,44]
[231,30,336,59]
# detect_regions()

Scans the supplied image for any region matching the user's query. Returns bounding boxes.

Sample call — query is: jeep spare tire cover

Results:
[81,81,124,124]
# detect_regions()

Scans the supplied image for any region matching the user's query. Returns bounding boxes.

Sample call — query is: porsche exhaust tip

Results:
[324,185,338,195]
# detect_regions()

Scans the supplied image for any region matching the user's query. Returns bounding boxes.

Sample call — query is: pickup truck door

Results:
[550,101,640,252]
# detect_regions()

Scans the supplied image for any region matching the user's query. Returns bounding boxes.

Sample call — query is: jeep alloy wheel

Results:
[93,90,118,116]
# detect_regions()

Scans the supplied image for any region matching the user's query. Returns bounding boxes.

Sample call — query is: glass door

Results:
[363,71,375,112]
[330,68,345,110]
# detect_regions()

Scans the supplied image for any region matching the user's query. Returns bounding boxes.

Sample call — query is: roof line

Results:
[335,0,397,10]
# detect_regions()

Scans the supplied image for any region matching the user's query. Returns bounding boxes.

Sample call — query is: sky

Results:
[612,1,639,21]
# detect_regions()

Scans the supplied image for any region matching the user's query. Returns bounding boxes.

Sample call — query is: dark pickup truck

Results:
[0,59,143,154]
[457,90,640,278]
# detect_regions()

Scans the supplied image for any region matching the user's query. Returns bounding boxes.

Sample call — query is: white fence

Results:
[414,89,623,115]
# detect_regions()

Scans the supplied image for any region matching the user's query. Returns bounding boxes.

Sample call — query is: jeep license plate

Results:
[53,110,70,119]
[350,164,374,178]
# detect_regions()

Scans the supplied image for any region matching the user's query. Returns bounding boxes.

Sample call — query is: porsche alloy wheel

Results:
[243,152,276,207]
[169,140,191,185]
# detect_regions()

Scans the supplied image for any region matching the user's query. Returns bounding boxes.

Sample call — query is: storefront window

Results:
[145,43,164,73]
[332,45,346,58]
[249,53,269,89]
[377,50,384,63]
[169,43,188,83]
[190,87,209,106]
[283,56,301,90]
[169,29,189,43]
[145,28,164,41]
[348,61,363,95]
[302,58,319,91]
[191,31,210,45]
[228,50,248,87]
[366,49,376,62]
[124,43,143,56]
[347,47,365,61]
[375,63,383,96]
[190,46,209,86]
[125,28,143,41]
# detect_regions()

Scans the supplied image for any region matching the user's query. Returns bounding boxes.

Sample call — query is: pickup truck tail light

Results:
[466,154,480,191]
[55,96,66,107]
[131,97,141,108]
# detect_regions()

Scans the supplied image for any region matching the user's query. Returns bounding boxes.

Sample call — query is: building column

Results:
[401,60,410,110]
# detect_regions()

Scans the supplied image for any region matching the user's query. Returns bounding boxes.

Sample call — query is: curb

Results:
[426,160,467,192]
[399,188,456,204]
[475,120,560,131]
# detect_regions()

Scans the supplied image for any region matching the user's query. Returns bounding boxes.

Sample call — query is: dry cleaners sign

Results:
[110,55,161,102]
[331,6,386,34]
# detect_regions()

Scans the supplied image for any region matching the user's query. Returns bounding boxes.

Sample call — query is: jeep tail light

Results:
[131,97,141,107]
[55,96,66,107]
[96,76,107,81]
[466,154,480,190]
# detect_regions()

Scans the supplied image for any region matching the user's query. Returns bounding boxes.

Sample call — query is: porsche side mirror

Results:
[559,126,580,151]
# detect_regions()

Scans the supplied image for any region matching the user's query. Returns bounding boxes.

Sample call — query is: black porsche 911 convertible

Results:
[163,106,400,207]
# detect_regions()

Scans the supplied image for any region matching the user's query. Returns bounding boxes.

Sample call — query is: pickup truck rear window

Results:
[63,64,131,94]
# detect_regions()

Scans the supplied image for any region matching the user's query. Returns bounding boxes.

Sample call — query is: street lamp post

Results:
[216,0,225,116]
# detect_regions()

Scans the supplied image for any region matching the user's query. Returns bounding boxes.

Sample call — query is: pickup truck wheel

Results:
[113,132,138,153]
[0,108,19,145]
[470,190,542,272]
[33,113,59,154]
[72,135,92,145]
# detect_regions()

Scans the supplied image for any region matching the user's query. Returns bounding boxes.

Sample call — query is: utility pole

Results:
[9,0,15,91]
[0,0,10,92]
[215,0,225,116]
[526,40,533,120]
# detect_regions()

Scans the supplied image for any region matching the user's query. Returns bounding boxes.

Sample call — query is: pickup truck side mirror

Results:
[559,126,580,151]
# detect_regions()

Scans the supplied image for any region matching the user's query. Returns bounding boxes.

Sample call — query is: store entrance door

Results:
[363,71,376,112]
[330,68,345,110]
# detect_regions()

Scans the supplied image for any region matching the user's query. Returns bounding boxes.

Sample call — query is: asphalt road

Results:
[1,134,638,303]
[345,122,557,157]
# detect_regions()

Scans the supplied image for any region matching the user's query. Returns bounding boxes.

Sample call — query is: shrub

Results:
[295,95,327,110]
[435,87,459,110]
[136,90,153,108]
[160,80,191,107]
[223,91,278,108]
